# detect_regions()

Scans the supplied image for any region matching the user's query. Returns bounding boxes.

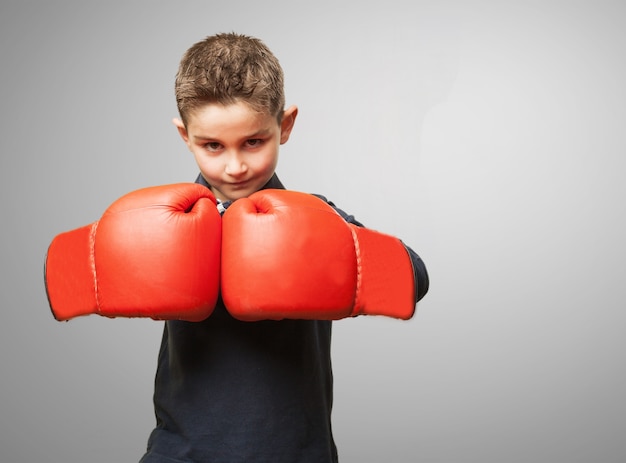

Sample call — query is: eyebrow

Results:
[192,128,273,142]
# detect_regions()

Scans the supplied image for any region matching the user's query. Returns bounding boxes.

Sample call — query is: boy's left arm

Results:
[315,194,429,304]
[221,190,428,321]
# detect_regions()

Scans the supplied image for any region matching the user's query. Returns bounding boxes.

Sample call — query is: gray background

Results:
[2,1,625,462]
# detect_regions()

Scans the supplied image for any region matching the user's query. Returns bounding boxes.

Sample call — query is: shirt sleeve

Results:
[312,194,429,304]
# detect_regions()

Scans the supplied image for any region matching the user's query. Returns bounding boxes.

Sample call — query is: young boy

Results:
[137,32,428,463]
[45,32,429,463]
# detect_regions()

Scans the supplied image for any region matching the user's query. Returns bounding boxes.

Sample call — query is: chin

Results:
[224,190,255,202]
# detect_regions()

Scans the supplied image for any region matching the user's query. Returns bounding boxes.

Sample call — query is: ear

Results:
[279,105,298,144]
[172,117,191,146]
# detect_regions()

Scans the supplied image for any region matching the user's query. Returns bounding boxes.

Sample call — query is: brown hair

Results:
[175,33,285,126]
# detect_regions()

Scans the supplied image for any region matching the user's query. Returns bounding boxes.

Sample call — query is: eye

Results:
[205,141,223,152]
[245,138,264,148]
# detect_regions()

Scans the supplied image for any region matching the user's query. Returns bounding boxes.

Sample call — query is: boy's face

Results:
[175,101,297,202]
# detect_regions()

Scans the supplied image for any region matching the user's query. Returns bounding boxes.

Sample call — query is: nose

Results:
[224,152,248,177]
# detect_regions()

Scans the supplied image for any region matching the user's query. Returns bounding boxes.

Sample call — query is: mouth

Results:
[229,180,249,188]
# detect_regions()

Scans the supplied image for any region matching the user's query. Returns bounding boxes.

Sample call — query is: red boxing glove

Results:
[45,183,221,322]
[221,189,415,321]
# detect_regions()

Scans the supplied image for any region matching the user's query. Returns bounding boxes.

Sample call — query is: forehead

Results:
[186,101,278,139]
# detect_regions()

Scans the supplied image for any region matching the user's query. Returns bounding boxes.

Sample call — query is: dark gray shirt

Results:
[139,174,428,463]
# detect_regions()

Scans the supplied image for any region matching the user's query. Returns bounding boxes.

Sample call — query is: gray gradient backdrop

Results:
[2,1,625,462]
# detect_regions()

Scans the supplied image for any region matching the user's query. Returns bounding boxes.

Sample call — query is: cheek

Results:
[254,148,279,173]
[193,154,221,178]
[256,158,277,178]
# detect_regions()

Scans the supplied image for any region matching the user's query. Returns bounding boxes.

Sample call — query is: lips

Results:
[229,180,249,189]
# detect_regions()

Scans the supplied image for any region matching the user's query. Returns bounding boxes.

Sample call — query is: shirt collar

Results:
[194,173,286,213]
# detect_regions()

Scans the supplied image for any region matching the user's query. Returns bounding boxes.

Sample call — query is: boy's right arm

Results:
[44,183,222,322]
